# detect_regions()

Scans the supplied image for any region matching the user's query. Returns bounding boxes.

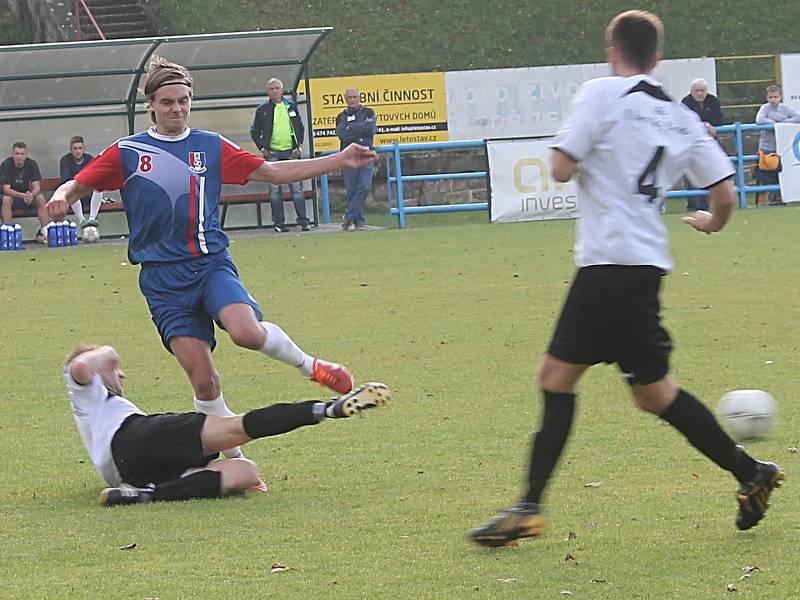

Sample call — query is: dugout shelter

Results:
[0,28,331,234]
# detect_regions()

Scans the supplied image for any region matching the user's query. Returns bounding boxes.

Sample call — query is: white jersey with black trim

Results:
[552,75,734,272]
[66,369,144,486]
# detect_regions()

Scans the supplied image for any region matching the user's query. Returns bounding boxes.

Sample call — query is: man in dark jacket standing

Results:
[681,78,727,211]
[336,88,377,230]
[250,78,310,232]
[681,78,726,135]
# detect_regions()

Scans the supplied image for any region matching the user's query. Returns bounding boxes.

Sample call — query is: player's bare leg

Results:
[218,303,267,351]
[170,335,246,459]
[171,336,221,399]
[631,377,678,414]
[204,458,260,495]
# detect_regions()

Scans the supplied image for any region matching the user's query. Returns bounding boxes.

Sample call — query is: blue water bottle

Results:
[0,225,8,251]
[47,221,57,247]
[61,221,69,247]
[69,221,78,246]
[14,223,23,250]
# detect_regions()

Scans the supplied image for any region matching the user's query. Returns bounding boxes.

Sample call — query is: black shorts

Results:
[111,413,220,486]
[547,265,672,385]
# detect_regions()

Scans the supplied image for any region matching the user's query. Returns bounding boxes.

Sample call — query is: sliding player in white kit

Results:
[65,344,390,506]
[470,10,784,547]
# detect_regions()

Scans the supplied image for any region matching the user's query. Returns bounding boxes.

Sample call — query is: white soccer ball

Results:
[717,390,777,440]
[82,226,100,243]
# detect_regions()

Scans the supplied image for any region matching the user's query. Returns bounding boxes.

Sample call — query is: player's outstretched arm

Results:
[551,149,578,182]
[247,143,377,184]
[48,180,93,221]
[681,179,735,234]
[69,346,120,385]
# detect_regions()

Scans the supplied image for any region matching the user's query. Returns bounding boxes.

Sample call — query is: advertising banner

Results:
[446,58,716,140]
[774,122,800,203]
[487,138,579,223]
[780,54,800,112]
[301,72,448,153]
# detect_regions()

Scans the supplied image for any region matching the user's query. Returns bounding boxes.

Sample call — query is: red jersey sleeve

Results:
[220,135,265,184]
[75,143,124,191]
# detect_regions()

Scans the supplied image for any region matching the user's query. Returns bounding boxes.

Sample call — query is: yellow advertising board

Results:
[299,72,448,153]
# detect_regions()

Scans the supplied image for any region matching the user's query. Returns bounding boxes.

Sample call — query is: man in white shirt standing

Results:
[66,344,390,505]
[470,10,784,548]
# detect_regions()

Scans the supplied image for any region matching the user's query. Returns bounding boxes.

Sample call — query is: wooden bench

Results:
[10,176,124,220]
[13,177,122,219]
[219,190,314,229]
[10,176,125,240]
[11,177,314,238]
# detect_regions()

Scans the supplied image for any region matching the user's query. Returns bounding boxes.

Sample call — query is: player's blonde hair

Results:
[64,343,99,366]
[142,56,193,123]
[606,10,664,72]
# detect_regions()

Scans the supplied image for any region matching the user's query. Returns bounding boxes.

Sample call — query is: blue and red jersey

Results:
[76,128,264,264]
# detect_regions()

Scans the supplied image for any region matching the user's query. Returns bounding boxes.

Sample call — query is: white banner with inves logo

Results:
[488,138,579,223]
[774,122,800,203]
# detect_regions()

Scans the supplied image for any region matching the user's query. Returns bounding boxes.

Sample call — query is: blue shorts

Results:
[11,197,38,215]
[138,252,263,352]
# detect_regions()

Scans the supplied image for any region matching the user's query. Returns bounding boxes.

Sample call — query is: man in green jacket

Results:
[251,78,310,232]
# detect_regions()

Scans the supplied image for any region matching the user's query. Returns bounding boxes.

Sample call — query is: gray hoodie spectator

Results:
[755,84,800,152]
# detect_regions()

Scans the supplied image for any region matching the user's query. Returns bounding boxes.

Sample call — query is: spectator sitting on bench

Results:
[60,135,104,230]
[1,141,49,242]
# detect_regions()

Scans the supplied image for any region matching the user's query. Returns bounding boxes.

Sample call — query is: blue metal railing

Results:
[716,122,778,207]
[662,122,778,205]
[319,140,487,227]
[318,123,777,229]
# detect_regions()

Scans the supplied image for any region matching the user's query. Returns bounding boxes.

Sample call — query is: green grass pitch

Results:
[0,207,798,598]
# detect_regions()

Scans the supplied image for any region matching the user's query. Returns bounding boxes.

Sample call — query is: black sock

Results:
[153,470,222,502]
[523,391,576,505]
[242,400,320,440]
[659,388,756,484]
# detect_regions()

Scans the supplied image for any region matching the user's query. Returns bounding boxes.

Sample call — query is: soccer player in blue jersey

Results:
[48,57,377,470]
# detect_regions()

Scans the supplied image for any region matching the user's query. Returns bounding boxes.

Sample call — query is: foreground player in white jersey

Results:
[66,344,390,505]
[470,10,784,547]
